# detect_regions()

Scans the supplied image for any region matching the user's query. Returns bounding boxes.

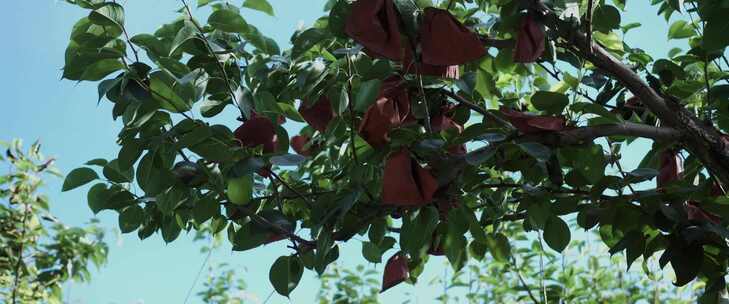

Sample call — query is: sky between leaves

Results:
[0,0,690,303]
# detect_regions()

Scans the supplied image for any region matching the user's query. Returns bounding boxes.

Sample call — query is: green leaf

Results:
[485,233,511,263]
[79,59,124,81]
[86,158,108,166]
[400,207,439,257]
[292,28,327,58]
[593,32,624,52]
[130,34,168,59]
[136,152,174,196]
[362,241,383,263]
[527,199,551,229]
[368,218,387,245]
[565,144,606,184]
[161,215,181,243]
[475,69,495,98]
[269,255,304,297]
[277,103,305,122]
[531,91,569,115]
[103,159,133,183]
[63,167,98,191]
[518,142,551,162]
[176,68,209,105]
[119,205,144,233]
[208,8,249,33]
[170,20,200,56]
[118,140,143,170]
[241,24,280,55]
[88,2,125,31]
[243,0,275,16]
[88,183,112,214]
[667,20,696,40]
[354,79,382,112]
[704,17,729,51]
[543,215,570,252]
[150,71,190,112]
[593,5,621,33]
[192,196,220,224]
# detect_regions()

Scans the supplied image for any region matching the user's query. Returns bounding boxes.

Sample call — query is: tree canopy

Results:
[1,139,107,303]
[60,0,729,301]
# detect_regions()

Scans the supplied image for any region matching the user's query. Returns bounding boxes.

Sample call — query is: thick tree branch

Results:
[530,2,729,187]
[518,122,682,146]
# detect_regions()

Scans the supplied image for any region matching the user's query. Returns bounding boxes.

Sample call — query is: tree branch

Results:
[517,122,682,146]
[534,1,729,187]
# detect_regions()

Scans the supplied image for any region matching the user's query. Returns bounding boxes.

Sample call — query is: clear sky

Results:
[0,1,687,303]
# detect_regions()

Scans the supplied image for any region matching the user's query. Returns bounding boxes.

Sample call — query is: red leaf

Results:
[291,135,312,156]
[381,252,409,292]
[345,0,404,61]
[514,14,546,63]
[657,149,682,188]
[234,116,278,153]
[500,107,566,134]
[382,149,438,206]
[401,48,461,79]
[420,8,486,66]
[431,108,467,154]
[299,96,335,133]
[359,77,411,147]
[432,113,464,134]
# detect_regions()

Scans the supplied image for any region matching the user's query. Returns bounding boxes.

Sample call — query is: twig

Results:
[182,240,214,304]
[268,171,315,209]
[511,258,541,304]
[537,232,547,304]
[227,203,317,247]
[585,0,594,54]
[11,202,31,304]
[345,54,360,165]
[112,0,140,62]
[419,74,433,133]
[535,61,599,104]
[441,89,515,130]
[179,0,244,119]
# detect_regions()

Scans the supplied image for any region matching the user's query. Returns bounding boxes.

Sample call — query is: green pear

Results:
[227,175,253,205]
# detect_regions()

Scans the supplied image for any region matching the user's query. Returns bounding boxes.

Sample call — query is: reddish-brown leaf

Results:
[514,14,546,63]
[431,109,467,154]
[359,77,411,147]
[299,96,335,132]
[657,149,682,188]
[420,8,486,66]
[234,116,278,153]
[382,149,438,206]
[381,252,409,292]
[500,107,566,134]
[345,0,405,60]
[401,48,461,79]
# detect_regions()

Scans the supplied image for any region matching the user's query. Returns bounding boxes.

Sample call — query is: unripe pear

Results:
[227,175,253,205]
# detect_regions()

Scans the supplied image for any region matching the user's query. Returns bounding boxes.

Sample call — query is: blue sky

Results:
[0,1,688,303]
